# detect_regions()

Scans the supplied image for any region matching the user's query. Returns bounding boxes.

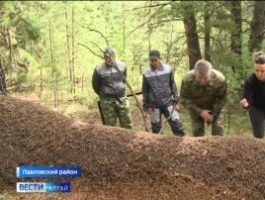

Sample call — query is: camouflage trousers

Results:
[189,111,224,136]
[99,98,132,129]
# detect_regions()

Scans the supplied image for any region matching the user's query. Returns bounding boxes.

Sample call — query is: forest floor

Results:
[0,95,262,200]
[11,92,252,137]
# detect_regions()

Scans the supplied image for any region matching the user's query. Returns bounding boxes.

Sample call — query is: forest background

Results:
[0,1,264,135]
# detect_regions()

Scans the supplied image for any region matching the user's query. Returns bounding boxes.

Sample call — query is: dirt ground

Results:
[0,96,265,200]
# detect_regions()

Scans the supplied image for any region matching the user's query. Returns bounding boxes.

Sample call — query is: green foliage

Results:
[0,1,263,115]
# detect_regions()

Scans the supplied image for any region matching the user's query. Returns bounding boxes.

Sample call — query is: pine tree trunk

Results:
[49,17,58,109]
[230,1,242,75]
[0,55,7,95]
[39,65,43,99]
[122,1,126,51]
[204,3,211,62]
[183,3,202,70]
[81,73,84,93]
[148,1,152,51]
[165,23,174,64]
[71,3,75,94]
[65,3,72,94]
[249,1,265,53]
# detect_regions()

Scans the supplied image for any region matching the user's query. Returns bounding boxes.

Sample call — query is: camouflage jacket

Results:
[92,60,127,101]
[180,69,227,117]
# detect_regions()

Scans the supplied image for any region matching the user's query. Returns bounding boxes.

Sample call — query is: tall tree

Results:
[71,3,75,94]
[182,3,202,70]
[204,2,211,62]
[0,55,7,95]
[122,1,126,51]
[0,1,40,85]
[65,2,72,94]
[230,1,242,75]
[249,1,265,53]
[49,16,59,109]
[147,1,153,51]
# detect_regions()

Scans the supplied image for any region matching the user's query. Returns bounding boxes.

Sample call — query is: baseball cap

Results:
[149,50,161,59]
[104,48,115,57]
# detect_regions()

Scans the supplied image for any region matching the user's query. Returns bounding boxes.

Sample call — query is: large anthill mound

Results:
[0,96,265,200]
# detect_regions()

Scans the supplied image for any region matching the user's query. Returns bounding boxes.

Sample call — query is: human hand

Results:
[174,104,180,111]
[144,111,150,119]
[200,110,213,122]
[240,98,249,108]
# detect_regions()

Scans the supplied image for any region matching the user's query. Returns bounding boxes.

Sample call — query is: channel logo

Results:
[17,182,71,193]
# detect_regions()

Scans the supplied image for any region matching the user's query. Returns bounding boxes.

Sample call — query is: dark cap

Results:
[149,50,161,59]
[104,48,115,57]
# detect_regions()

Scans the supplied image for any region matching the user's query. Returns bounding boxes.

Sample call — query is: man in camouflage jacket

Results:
[180,59,227,136]
[92,48,132,129]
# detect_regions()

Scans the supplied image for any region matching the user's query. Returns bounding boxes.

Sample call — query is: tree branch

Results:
[89,41,104,53]
[147,17,183,29]
[110,56,149,132]
[78,42,103,58]
[126,2,172,37]
[125,2,171,11]
[82,26,110,48]
[81,27,149,132]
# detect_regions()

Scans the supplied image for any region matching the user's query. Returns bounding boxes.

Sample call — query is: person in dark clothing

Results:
[240,52,265,138]
[142,50,185,136]
[92,48,132,129]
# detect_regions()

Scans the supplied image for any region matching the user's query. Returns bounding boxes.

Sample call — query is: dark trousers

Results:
[249,107,265,138]
[149,105,185,136]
